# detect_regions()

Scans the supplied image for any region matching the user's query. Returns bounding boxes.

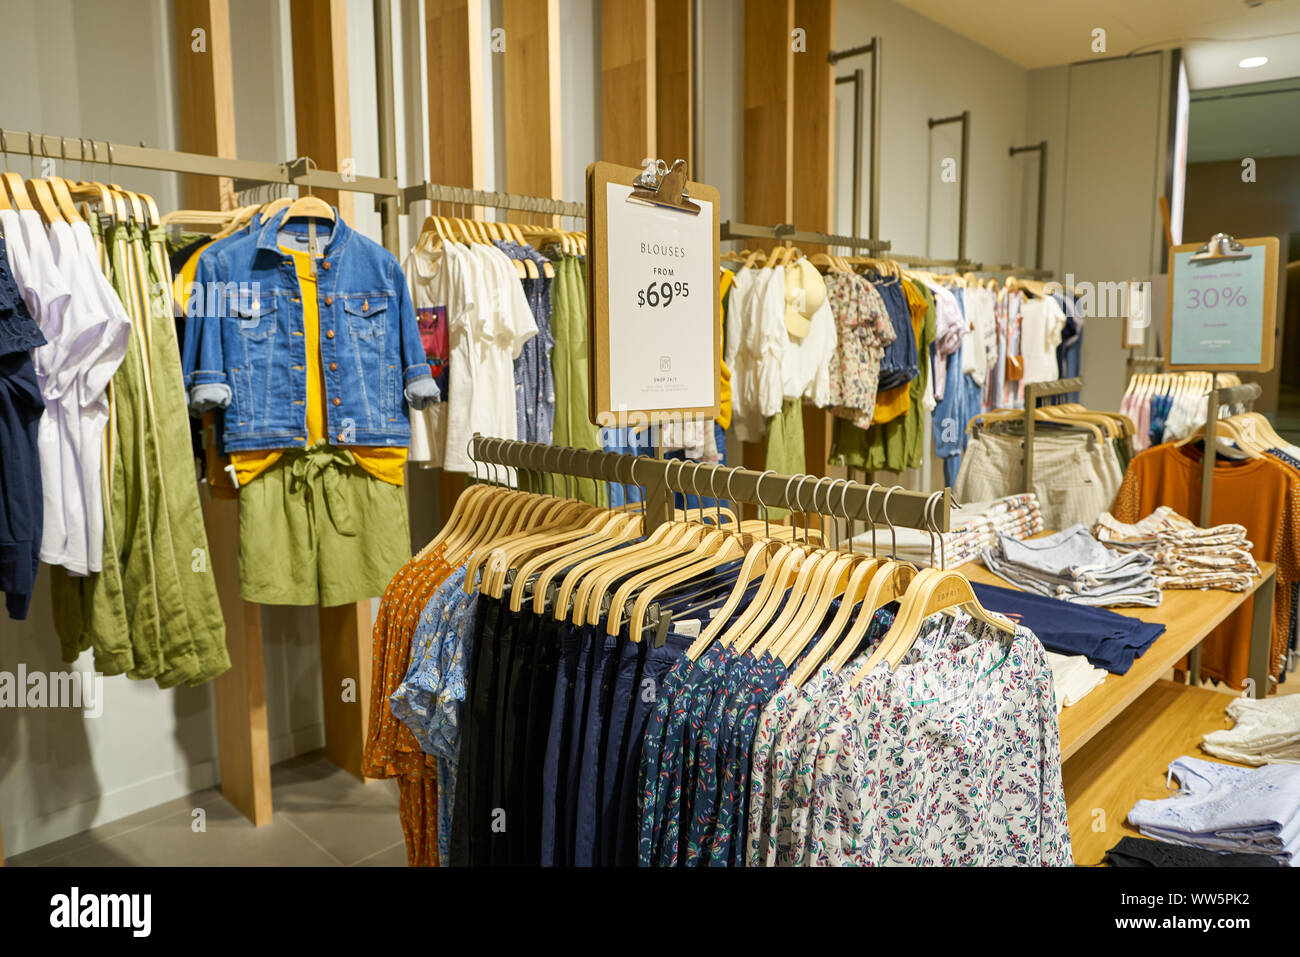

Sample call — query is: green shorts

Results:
[238,442,411,606]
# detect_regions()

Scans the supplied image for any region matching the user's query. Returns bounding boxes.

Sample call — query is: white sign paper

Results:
[604,182,715,412]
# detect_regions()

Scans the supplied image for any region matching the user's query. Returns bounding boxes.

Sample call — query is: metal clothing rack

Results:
[1009,141,1047,271]
[1200,376,1262,526]
[0,128,403,253]
[469,436,952,534]
[0,129,398,198]
[400,181,587,220]
[829,36,883,242]
[1023,377,1086,492]
[888,251,1055,280]
[928,111,970,262]
[719,220,892,253]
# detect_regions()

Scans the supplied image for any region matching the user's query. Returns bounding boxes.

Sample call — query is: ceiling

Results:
[892,0,1300,88]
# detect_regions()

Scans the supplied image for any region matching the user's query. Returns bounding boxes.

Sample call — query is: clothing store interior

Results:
[1,0,1299,873]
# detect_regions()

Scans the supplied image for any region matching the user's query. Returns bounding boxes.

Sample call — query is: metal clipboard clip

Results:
[1189,232,1252,263]
[628,157,700,215]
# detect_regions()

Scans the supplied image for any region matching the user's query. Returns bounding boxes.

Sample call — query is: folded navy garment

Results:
[971,581,1165,674]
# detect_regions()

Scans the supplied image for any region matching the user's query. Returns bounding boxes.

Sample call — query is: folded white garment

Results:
[1046,651,1107,713]
[1202,694,1300,766]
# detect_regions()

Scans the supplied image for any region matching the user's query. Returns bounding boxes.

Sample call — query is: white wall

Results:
[1026,52,1173,411]
[832,0,1030,265]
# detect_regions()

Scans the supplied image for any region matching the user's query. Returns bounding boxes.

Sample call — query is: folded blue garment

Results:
[971,581,1165,674]
[1128,757,1300,866]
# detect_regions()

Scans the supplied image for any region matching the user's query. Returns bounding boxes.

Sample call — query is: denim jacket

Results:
[181,208,437,452]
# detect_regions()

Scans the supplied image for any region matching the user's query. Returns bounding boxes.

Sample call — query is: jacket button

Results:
[325,330,335,339]
[332,397,341,406]
[325,296,334,306]
[329,362,337,371]
[322,261,331,270]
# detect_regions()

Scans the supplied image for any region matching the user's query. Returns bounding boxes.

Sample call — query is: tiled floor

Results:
[7,752,406,867]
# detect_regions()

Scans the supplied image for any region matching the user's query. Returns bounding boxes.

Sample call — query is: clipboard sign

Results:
[1164,234,1279,372]
[586,159,721,428]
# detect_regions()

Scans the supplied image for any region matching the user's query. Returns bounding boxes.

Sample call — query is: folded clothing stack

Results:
[1045,651,1107,713]
[1128,756,1300,866]
[979,523,1162,607]
[1201,694,1300,765]
[853,493,1043,567]
[1105,836,1282,868]
[971,581,1165,674]
[1095,507,1260,592]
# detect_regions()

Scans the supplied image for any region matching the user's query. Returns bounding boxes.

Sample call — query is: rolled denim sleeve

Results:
[393,259,433,389]
[183,251,232,412]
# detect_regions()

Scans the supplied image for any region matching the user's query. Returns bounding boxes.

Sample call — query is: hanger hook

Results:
[751,469,774,539]
[782,473,806,538]
[812,476,834,547]
[796,474,816,545]
[689,461,706,525]
[828,478,851,552]
[468,435,482,484]
[859,481,881,556]
[633,454,654,512]
[924,490,944,569]
[878,485,903,558]
[708,465,724,528]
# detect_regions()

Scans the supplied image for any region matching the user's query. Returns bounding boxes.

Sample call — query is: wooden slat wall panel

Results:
[424,0,485,526]
[173,0,237,210]
[743,0,794,244]
[502,0,561,224]
[740,0,795,499]
[654,0,691,169]
[793,0,835,477]
[289,0,355,223]
[601,0,656,166]
[172,0,274,826]
[426,0,485,200]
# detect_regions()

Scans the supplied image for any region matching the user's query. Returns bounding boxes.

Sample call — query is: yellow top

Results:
[717,268,734,430]
[228,247,407,486]
[870,279,928,425]
[176,240,239,496]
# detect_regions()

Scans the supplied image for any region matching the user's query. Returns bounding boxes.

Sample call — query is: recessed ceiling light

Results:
[1239,56,1269,68]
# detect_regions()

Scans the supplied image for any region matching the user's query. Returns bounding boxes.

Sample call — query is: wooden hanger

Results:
[25,177,65,223]
[46,178,83,222]
[851,567,1016,684]
[2,172,33,211]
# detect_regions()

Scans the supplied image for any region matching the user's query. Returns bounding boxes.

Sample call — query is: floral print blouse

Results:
[747,611,1072,867]
[827,274,896,429]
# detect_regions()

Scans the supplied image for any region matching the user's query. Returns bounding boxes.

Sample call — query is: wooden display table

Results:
[1062,680,1248,865]
[962,556,1279,867]
[962,560,1277,759]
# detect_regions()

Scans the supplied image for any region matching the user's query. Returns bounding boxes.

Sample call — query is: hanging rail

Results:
[469,435,950,535]
[1023,377,1086,492]
[829,34,883,241]
[1009,141,1047,271]
[719,220,891,253]
[400,181,587,219]
[889,251,1055,279]
[0,129,398,197]
[928,111,970,262]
